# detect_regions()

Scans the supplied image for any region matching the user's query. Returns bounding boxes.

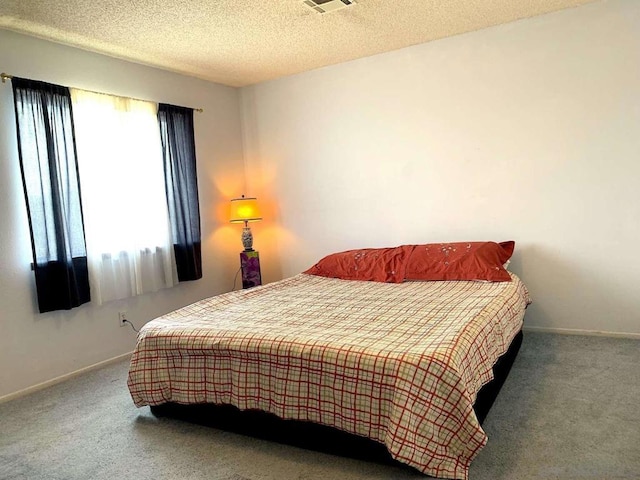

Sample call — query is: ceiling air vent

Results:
[303,0,356,14]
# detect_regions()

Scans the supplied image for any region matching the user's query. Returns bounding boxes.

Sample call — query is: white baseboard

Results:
[0,351,133,404]
[523,325,640,340]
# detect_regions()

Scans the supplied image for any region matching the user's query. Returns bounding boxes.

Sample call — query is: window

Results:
[11,75,202,311]
[70,89,176,304]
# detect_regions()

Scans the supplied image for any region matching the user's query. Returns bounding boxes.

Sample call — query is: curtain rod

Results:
[1,72,203,113]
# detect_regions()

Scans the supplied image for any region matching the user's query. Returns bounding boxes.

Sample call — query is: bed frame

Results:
[150,330,523,469]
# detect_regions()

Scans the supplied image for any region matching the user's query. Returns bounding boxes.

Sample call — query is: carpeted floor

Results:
[1,332,639,480]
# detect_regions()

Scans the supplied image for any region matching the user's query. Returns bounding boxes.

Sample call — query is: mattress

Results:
[128,272,531,479]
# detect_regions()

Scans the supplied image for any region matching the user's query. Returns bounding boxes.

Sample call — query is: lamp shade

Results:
[229,196,262,223]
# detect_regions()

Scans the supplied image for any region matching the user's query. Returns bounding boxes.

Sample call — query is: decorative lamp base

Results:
[240,250,262,289]
[241,226,254,251]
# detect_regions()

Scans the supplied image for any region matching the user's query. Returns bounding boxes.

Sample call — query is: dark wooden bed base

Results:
[150,330,523,468]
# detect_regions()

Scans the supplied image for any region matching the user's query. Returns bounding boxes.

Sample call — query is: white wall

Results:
[241,0,640,335]
[0,30,246,398]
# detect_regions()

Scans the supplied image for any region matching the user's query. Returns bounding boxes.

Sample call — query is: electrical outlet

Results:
[118,311,127,327]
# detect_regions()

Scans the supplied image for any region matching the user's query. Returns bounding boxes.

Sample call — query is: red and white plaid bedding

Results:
[128,273,531,480]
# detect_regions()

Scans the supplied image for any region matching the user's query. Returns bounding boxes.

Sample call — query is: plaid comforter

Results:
[128,273,531,479]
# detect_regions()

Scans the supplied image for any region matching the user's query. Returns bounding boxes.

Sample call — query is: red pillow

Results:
[404,241,514,282]
[304,247,412,283]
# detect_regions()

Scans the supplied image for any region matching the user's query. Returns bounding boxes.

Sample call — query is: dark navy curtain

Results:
[12,78,90,312]
[157,104,202,281]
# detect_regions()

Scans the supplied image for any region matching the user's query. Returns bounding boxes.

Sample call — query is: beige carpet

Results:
[1,332,639,479]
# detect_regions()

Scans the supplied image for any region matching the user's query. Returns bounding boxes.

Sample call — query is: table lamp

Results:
[229,195,262,288]
[229,195,262,251]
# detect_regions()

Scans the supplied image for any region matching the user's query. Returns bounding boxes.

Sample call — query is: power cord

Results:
[232,266,242,291]
[121,269,243,335]
[122,269,242,334]
[122,268,243,333]
[123,319,139,333]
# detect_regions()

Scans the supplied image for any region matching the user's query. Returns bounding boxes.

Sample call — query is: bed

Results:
[127,243,531,480]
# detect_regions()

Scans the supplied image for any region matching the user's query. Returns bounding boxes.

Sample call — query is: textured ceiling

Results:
[0,0,597,87]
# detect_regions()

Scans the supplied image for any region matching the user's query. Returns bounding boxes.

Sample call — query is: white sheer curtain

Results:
[70,89,176,304]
